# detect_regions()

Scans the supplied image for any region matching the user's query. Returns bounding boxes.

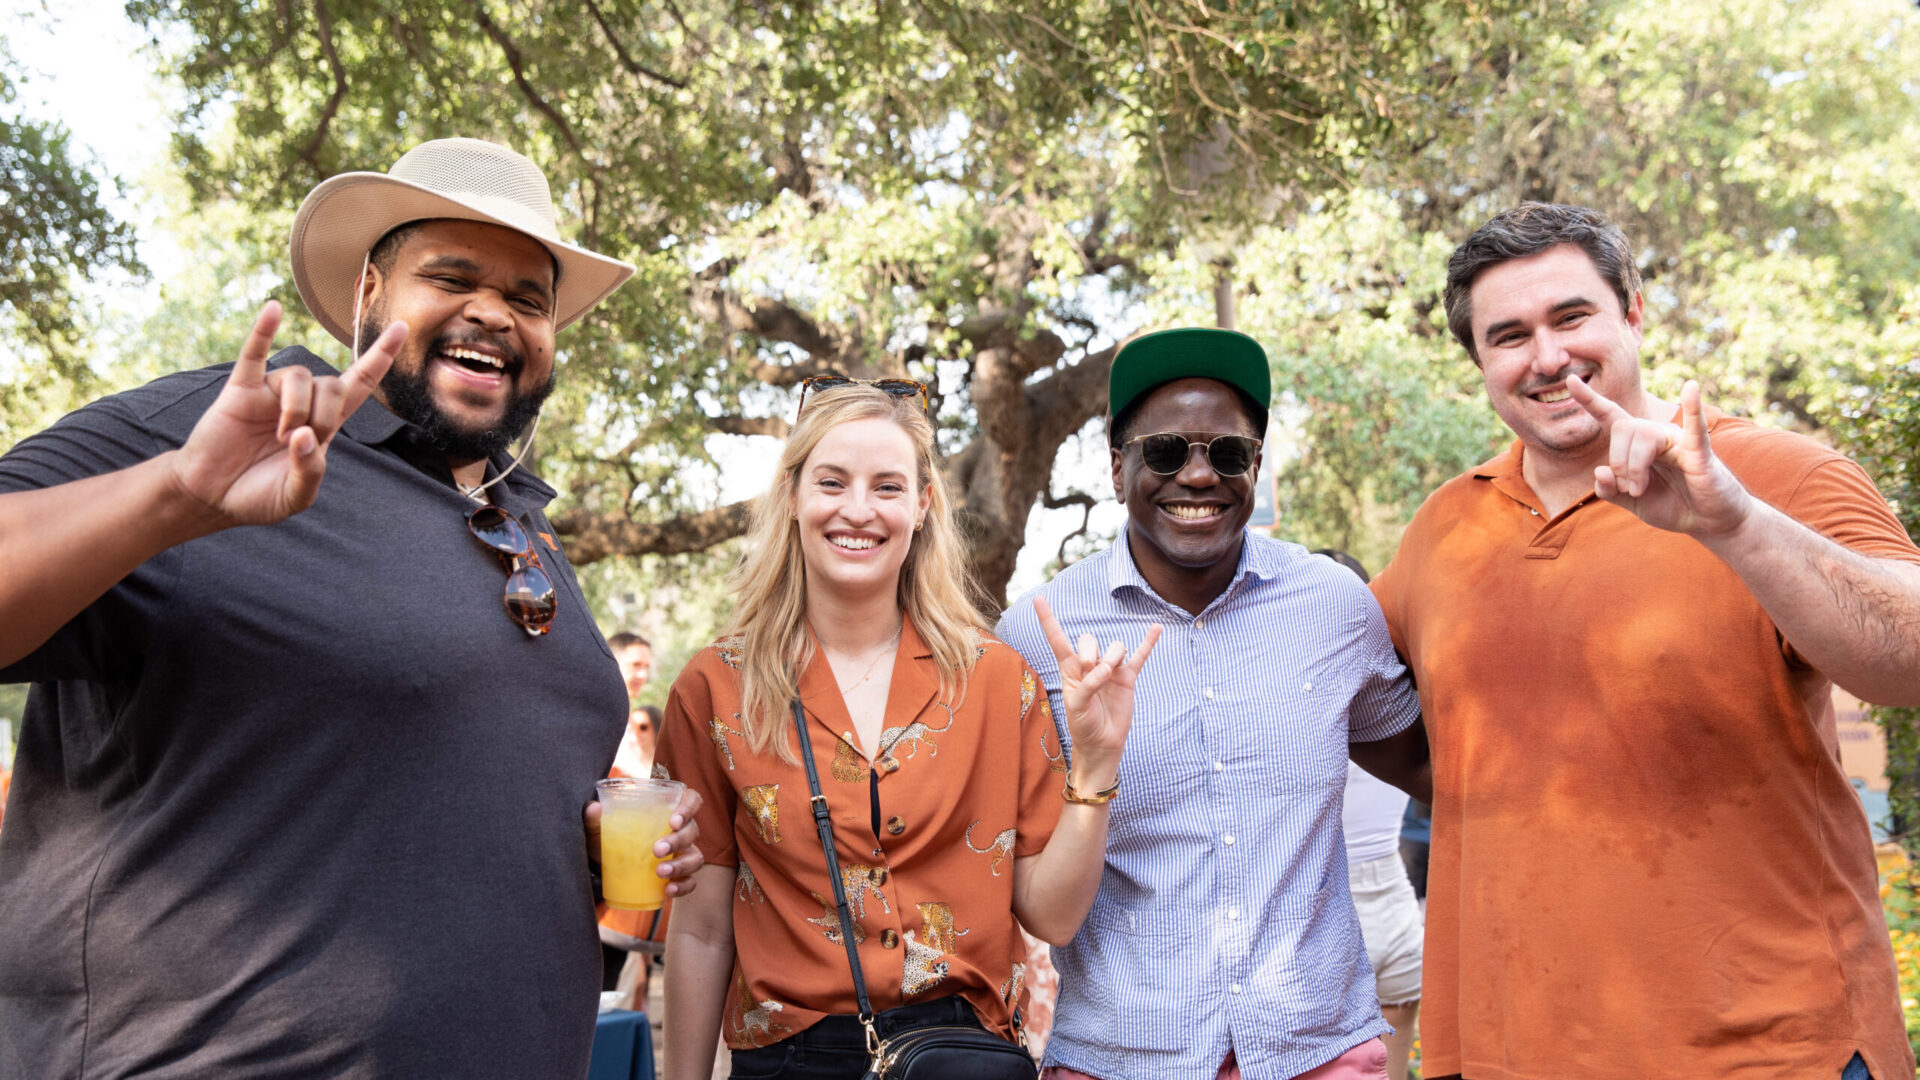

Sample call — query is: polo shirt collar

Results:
[1470,401,1731,512]
[273,345,559,510]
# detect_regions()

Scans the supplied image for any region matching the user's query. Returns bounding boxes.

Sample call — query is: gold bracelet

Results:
[1062,776,1120,805]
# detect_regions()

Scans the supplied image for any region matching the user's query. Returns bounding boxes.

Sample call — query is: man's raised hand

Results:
[1566,375,1753,537]
[169,301,406,528]
[1033,594,1162,765]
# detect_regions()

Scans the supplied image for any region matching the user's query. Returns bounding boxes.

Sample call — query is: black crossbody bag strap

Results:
[791,698,881,1033]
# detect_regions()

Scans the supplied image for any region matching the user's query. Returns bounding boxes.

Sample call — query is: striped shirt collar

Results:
[1102,524,1284,612]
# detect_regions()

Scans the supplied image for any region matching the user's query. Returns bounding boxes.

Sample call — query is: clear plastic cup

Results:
[595,778,685,911]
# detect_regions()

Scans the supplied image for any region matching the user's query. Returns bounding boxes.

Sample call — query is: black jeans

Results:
[728,995,983,1080]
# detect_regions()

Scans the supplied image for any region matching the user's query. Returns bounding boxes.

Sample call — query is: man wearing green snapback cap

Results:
[997,328,1432,1080]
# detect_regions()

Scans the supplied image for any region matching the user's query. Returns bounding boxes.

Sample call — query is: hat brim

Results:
[1108,327,1272,421]
[289,171,636,347]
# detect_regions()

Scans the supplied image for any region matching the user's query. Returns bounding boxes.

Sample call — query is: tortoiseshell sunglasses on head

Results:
[793,375,930,420]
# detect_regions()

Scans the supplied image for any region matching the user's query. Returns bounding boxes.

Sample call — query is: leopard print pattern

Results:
[742,784,781,845]
[804,890,865,945]
[840,863,892,919]
[964,819,1017,876]
[916,901,971,955]
[900,929,950,997]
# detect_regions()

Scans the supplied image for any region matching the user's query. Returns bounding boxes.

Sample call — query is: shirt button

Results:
[872,848,883,858]
[1204,687,1215,700]
[886,816,906,836]
[1222,834,1235,846]
[1230,983,1242,995]
[882,930,899,949]
[1194,618,1204,630]
[1303,682,1313,692]
[873,867,889,886]
[1227,907,1239,920]
[1213,761,1224,772]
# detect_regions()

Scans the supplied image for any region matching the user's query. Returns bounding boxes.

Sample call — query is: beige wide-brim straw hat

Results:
[290,137,635,347]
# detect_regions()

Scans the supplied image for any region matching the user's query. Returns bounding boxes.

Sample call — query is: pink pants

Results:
[1042,1038,1390,1080]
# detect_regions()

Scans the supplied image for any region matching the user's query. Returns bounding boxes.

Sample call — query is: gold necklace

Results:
[833,624,902,696]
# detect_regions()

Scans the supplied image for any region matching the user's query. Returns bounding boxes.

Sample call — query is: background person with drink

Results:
[654,381,1160,1080]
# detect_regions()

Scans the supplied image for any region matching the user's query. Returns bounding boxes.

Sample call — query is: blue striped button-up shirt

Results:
[996,529,1418,1080]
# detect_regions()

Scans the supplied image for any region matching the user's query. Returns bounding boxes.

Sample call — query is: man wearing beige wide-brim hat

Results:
[0,138,704,1080]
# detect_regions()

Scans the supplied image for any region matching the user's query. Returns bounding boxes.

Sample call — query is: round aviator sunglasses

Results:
[793,375,930,419]
[1121,431,1263,477]
[467,505,558,636]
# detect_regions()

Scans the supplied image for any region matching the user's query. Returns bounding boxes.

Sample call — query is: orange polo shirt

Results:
[655,617,1062,1049]
[1371,411,1918,1080]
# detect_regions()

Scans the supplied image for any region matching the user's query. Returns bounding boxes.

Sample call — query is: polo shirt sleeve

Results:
[656,656,740,869]
[1786,457,1920,567]
[0,395,175,684]
[1777,456,1920,669]
[1344,581,1421,744]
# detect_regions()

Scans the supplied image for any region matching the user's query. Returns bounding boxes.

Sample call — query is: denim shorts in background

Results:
[1843,1051,1872,1080]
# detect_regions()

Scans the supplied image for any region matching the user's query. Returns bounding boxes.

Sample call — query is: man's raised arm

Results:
[0,301,404,668]
[1567,375,1920,705]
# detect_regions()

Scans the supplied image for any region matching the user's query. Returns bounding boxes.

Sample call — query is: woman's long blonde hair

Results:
[723,386,988,763]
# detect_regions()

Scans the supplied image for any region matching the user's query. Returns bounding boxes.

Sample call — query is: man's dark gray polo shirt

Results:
[0,348,627,1079]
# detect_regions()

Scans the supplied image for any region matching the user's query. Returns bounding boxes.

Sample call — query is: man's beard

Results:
[360,314,552,462]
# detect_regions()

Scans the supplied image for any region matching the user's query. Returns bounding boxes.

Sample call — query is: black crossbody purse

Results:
[790,699,1040,1080]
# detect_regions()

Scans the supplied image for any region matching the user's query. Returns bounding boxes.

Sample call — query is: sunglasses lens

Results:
[872,379,921,397]
[468,505,531,555]
[505,559,557,631]
[1207,436,1258,476]
[1138,433,1193,474]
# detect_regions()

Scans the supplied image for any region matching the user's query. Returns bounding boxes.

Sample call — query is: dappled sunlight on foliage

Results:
[1877,848,1920,1060]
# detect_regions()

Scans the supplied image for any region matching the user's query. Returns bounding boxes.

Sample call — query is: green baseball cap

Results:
[1108,327,1272,423]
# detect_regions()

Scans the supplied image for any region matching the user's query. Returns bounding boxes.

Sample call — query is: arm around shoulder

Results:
[1350,716,1432,805]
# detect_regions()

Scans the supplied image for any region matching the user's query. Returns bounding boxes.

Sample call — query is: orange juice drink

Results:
[596,778,684,911]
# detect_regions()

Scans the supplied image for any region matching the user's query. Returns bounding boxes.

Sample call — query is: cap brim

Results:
[289,172,636,347]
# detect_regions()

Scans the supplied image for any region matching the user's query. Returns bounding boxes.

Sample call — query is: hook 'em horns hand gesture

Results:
[1032,594,1162,772]
[1565,374,1757,538]
[167,300,407,529]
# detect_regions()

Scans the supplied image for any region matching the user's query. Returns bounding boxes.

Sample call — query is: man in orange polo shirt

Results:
[1370,202,1920,1080]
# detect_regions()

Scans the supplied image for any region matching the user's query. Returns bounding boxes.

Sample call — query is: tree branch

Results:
[551,500,754,564]
[689,280,853,363]
[1045,490,1098,567]
[583,0,688,89]
[707,414,792,438]
[283,0,347,187]
[474,5,585,156]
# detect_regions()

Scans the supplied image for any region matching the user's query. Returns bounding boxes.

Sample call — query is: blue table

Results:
[589,1009,654,1080]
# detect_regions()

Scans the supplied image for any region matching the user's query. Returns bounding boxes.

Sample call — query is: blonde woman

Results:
[657,381,1160,1080]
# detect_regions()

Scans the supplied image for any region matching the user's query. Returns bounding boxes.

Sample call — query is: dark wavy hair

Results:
[1444,203,1640,365]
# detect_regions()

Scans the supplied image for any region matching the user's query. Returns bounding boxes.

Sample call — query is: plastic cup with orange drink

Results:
[595,777,685,911]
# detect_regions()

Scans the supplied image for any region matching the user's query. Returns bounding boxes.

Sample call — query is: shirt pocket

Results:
[1054,904,1192,1052]
[1225,654,1350,795]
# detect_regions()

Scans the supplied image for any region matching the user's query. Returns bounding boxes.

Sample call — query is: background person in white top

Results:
[1319,550,1422,1080]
